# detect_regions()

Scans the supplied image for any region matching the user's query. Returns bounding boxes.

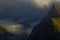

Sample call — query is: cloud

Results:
[0,20,23,34]
[5,24,24,34]
[31,0,52,8]
[4,24,33,35]
[0,20,33,35]
[31,0,60,8]
[0,21,32,35]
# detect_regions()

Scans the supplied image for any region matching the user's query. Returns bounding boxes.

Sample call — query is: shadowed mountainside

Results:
[27,4,60,40]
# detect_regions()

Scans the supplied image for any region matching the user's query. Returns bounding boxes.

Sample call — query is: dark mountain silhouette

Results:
[27,4,60,40]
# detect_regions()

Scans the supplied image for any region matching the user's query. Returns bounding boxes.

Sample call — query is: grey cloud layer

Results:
[0,0,60,24]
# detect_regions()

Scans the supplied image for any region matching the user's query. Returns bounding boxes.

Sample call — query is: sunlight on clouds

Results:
[3,24,32,35]
[31,0,60,8]
[31,0,52,8]
[5,24,24,34]
[0,20,33,35]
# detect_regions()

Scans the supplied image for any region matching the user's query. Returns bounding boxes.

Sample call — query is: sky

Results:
[0,0,60,34]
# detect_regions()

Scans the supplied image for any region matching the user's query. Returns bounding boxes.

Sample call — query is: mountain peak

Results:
[45,4,60,18]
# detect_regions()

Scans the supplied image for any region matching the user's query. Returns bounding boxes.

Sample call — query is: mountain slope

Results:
[27,4,60,40]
